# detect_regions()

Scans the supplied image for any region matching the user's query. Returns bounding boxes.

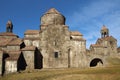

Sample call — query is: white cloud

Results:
[67,0,120,48]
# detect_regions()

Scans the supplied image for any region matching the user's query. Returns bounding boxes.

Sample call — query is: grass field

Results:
[0,57,120,80]
[0,66,120,80]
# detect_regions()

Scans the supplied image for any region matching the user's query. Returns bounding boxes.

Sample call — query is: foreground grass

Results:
[0,65,120,80]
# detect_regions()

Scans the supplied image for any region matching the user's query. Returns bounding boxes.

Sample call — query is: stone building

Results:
[0,8,119,75]
[90,25,117,56]
[88,25,118,67]
[23,8,87,68]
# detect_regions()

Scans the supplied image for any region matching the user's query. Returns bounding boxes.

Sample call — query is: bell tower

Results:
[101,25,109,38]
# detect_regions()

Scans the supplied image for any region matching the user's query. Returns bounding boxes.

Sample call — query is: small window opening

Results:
[54,52,59,58]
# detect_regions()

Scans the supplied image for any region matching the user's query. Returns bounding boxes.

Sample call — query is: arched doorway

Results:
[90,58,103,67]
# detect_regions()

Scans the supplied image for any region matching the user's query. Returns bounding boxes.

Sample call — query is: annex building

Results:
[0,8,119,75]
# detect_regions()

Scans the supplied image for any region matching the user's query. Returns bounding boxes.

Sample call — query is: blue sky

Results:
[0,0,120,48]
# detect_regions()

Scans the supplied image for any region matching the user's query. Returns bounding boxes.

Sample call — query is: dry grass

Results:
[107,57,120,65]
[0,66,120,80]
[0,57,120,80]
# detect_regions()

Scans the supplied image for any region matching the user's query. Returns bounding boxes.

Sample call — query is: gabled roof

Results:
[101,25,108,30]
[0,32,18,37]
[71,38,85,41]
[0,38,13,47]
[70,31,83,36]
[24,30,40,35]
[0,38,23,47]
[7,38,23,46]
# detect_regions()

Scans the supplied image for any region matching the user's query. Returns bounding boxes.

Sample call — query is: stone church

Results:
[0,8,119,75]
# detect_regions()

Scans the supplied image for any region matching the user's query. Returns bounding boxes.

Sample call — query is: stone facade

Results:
[0,8,119,75]
[90,26,117,56]
[0,50,3,75]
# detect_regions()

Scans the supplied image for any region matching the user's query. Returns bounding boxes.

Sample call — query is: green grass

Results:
[0,66,120,80]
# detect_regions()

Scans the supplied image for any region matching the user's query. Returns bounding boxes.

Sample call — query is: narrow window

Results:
[54,52,58,58]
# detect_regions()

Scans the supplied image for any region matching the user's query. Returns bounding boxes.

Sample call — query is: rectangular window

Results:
[54,52,58,58]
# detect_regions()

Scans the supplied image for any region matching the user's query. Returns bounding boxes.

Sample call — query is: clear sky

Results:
[0,0,120,48]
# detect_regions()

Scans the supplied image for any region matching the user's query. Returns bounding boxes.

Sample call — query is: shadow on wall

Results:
[90,58,103,67]
[34,48,43,69]
[17,53,27,71]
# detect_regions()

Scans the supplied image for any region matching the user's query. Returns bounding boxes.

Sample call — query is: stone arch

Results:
[90,58,103,67]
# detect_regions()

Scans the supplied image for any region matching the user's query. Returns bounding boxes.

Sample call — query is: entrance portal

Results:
[90,58,103,67]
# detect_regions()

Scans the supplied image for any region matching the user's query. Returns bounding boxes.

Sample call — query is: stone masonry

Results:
[0,8,119,75]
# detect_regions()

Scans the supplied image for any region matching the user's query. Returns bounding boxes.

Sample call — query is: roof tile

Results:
[7,38,23,46]
[0,38,13,47]
[24,30,40,35]
[70,31,83,36]
[0,32,17,37]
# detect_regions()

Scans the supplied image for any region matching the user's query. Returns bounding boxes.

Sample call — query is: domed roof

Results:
[40,8,65,25]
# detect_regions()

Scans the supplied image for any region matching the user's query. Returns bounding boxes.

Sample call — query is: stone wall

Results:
[0,51,3,75]
[7,46,20,51]
[5,60,17,74]
[69,40,87,68]
[22,51,35,70]
[40,25,70,68]
[24,39,40,47]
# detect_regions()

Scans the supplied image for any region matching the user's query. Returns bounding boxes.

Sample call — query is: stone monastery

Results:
[0,8,119,75]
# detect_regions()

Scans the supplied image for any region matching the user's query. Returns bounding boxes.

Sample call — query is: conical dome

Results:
[101,25,109,33]
[101,25,108,30]
[40,8,65,25]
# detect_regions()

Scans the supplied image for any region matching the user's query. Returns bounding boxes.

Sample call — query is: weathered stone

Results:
[0,50,3,75]
[0,8,119,75]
